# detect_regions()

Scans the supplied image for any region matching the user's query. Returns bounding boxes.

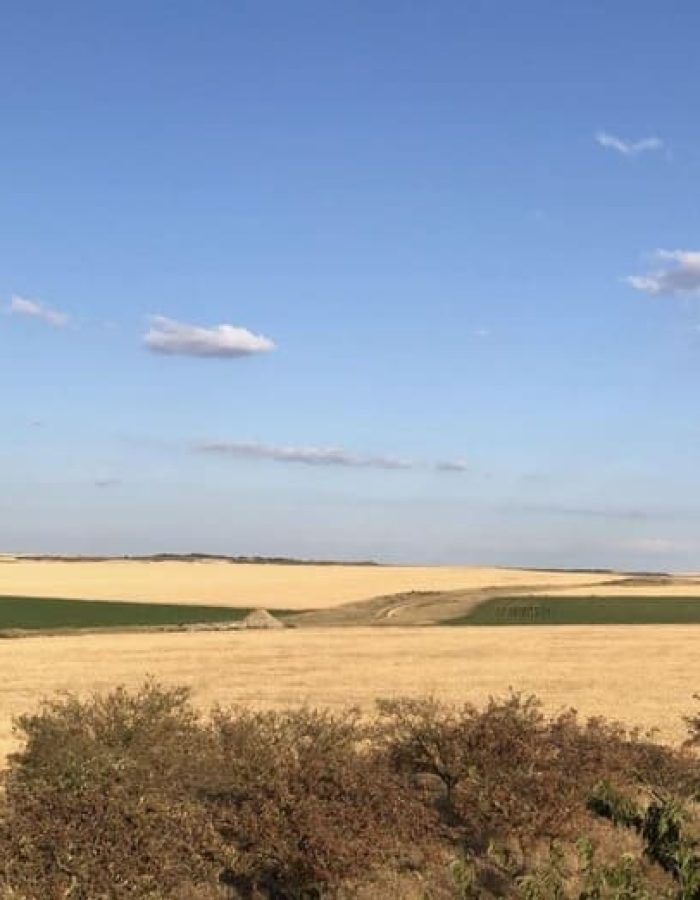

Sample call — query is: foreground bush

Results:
[0,682,699,898]
[0,682,232,898]
[203,706,439,895]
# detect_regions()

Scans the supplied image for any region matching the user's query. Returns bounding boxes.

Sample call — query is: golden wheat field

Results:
[0,625,698,760]
[1,560,699,763]
[541,582,700,597]
[0,559,624,609]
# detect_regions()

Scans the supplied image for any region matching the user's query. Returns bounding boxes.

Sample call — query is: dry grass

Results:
[0,560,622,609]
[0,624,697,762]
[1,560,696,772]
[540,581,700,597]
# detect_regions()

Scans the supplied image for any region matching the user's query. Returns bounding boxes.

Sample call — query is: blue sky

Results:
[3,1,700,567]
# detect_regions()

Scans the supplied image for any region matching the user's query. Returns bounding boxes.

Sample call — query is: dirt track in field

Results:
[290,575,700,626]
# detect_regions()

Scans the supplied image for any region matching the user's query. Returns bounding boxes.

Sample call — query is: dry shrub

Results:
[0,680,231,899]
[0,686,438,899]
[376,693,588,844]
[376,690,700,884]
[205,706,439,896]
[684,694,700,752]
[0,681,699,898]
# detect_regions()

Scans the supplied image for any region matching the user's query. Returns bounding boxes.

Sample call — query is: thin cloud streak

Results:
[196,441,414,470]
[196,441,470,473]
[595,131,664,157]
[143,316,275,357]
[434,460,469,472]
[626,250,700,297]
[9,296,69,327]
[502,501,649,521]
[623,538,691,555]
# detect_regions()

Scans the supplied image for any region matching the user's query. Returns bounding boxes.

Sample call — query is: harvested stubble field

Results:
[0,558,625,609]
[0,625,698,762]
[1,560,699,768]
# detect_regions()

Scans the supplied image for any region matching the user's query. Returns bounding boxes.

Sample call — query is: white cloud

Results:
[434,460,469,472]
[9,296,69,327]
[472,328,490,338]
[595,131,664,157]
[196,441,414,470]
[626,250,700,297]
[143,316,275,357]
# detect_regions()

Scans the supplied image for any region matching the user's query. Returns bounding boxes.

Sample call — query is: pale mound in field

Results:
[239,608,286,629]
[183,609,287,632]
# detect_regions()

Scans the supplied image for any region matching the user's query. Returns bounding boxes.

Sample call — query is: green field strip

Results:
[445,595,700,626]
[0,595,284,630]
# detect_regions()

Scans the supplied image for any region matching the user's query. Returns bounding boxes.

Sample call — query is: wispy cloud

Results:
[623,537,689,555]
[595,131,664,157]
[94,478,122,489]
[9,296,69,327]
[195,441,414,470]
[143,316,275,358]
[503,501,649,521]
[196,440,469,473]
[434,459,469,472]
[626,250,700,297]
